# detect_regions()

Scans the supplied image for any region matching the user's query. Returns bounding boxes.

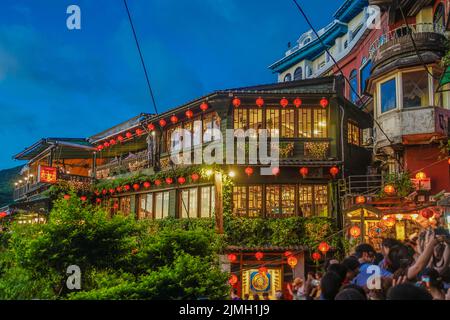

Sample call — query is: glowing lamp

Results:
[311,252,321,261]
[421,208,434,219]
[294,98,302,108]
[383,216,396,227]
[117,135,124,142]
[228,274,238,286]
[159,119,167,127]
[110,139,116,145]
[177,177,186,185]
[287,256,298,268]
[299,167,309,178]
[200,102,209,111]
[133,183,140,191]
[154,179,162,186]
[170,115,178,124]
[245,166,254,177]
[104,142,110,148]
[109,188,115,194]
[256,97,264,107]
[80,196,87,202]
[255,252,264,260]
[113,202,119,209]
[280,97,289,108]
[227,254,237,263]
[232,97,241,108]
[97,145,104,151]
[330,166,339,178]
[126,132,133,139]
[191,173,200,182]
[165,177,173,185]
[318,242,330,253]
[272,167,280,176]
[185,110,193,119]
[384,184,395,195]
[116,186,123,192]
[143,182,151,189]
[147,123,155,131]
[349,225,361,238]
[63,194,71,200]
[136,128,144,136]
[96,198,101,204]
[320,98,329,108]
[102,189,107,195]
[123,185,131,191]
[258,267,268,274]
[355,196,366,204]
[415,172,427,180]
[284,251,293,257]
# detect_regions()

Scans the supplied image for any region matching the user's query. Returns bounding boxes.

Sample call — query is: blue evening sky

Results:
[0,0,342,169]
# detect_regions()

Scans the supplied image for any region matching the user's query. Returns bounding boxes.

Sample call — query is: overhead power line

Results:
[123,0,159,115]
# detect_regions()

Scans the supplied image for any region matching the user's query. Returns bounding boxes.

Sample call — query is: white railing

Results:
[369,23,446,59]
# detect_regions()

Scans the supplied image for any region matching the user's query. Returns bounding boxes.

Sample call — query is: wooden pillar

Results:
[214,172,224,234]
[92,152,97,179]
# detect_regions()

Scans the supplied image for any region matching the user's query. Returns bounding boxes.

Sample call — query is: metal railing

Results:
[340,174,383,198]
[369,23,446,58]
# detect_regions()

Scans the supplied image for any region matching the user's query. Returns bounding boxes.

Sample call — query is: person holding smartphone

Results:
[420,268,446,300]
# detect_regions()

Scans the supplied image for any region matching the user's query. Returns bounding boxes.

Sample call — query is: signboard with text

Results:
[38,166,58,184]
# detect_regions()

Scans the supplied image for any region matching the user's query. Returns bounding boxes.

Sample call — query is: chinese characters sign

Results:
[38,166,58,184]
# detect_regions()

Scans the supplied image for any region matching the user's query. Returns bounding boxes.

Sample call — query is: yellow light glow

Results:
[205,169,213,177]
[396,214,403,221]
[228,171,236,178]
[411,214,418,220]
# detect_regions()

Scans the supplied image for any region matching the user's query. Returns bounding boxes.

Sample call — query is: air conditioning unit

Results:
[362,128,374,146]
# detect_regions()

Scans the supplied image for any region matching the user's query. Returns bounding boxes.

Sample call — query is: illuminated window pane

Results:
[314,185,328,217]
[249,109,263,132]
[281,109,295,137]
[298,109,312,138]
[234,109,247,130]
[248,186,262,217]
[155,192,170,219]
[299,186,313,217]
[281,185,295,215]
[266,109,280,136]
[266,185,280,215]
[233,186,247,216]
[138,194,153,220]
[181,188,198,218]
[200,186,214,218]
[313,109,327,138]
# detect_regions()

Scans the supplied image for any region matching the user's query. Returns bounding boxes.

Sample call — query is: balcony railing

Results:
[96,150,151,179]
[369,23,446,59]
[13,174,93,201]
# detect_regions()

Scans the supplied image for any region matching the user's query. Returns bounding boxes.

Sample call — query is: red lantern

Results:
[272,167,280,176]
[287,256,298,268]
[136,128,144,136]
[245,166,254,177]
[109,188,115,194]
[349,225,361,238]
[126,132,133,139]
[448,158,450,165]
[280,97,289,108]
[256,97,264,107]
[117,135,124,142]
[133,183,140,191]
[255,252,264,260]
[154,179,162,186]
[110,139,116,145]
[384,184,395,195]
[312,252,321,261]
[113,202,119,209]
[80,196,87,202]
[143,181,151,189]
[232,97,241,108]
[0,212,7,218]
[200,102,209,111]
[330,166,339,178]
[165,177,173,185]
[318,242,330,254]
[258,267,268,274]
[299,167,309,178]
[421,208,434,219]
[63,194,71,200]
[320,98,329,108]
[177,177,186,185]
[147,123,155,131]
[191,173,200,182]
[185,110,193,119]
[96,198,102,204]
[102,189,107,195]
[94,190,100,196]
[97,145,104,151]
[284,251,293,257]
[228,274,238,286]
[170,115,178,124]
[124,185,131,191]
[227,254,237,263]
[116,186,123,193]
[159,119,167,127]
[104,142,110,148]
[294,98,302,108]
[355,196,366,204]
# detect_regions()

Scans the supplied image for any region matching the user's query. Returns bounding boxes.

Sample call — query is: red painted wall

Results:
[404,145,450,194]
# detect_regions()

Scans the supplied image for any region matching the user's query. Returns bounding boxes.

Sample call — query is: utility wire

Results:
[123,0,159,115]
[291,0,398,152]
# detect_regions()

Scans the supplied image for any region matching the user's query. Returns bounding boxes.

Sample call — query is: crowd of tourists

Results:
[231,227,450,300]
